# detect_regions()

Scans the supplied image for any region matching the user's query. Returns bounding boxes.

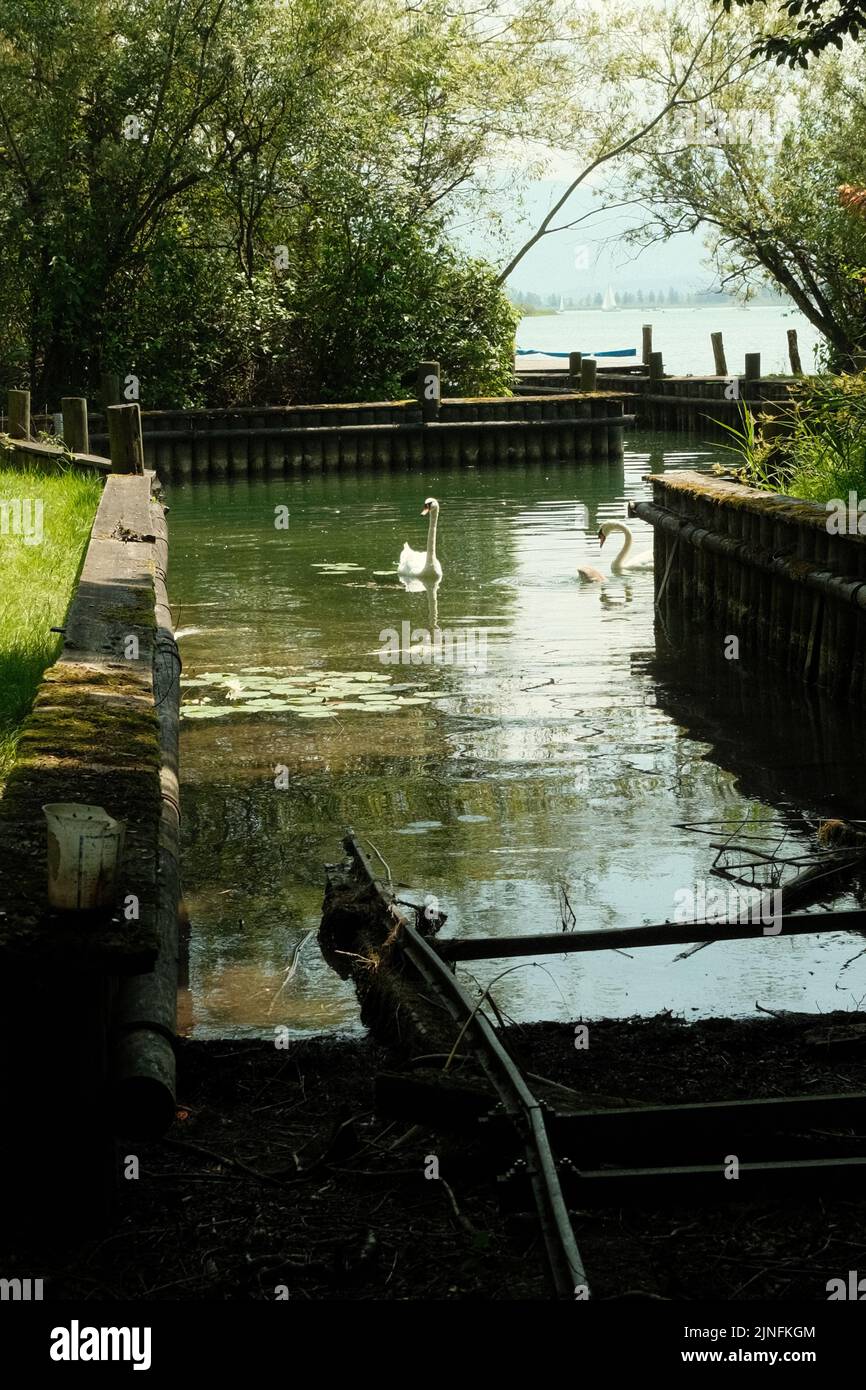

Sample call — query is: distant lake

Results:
[516,304,824,377]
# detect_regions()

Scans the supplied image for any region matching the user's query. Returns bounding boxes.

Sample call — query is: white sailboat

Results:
[602,284,617,311]
[558,294,566,312]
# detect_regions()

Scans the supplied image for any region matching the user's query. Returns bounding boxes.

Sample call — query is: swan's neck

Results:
[611,523,632,569]
[426,508,439,563]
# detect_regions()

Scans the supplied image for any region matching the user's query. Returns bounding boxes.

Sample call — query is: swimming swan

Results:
[398,497,443,581]
[598,521,653,573]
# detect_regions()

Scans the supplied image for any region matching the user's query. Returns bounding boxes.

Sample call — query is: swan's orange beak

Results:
[422,506,430,515]
[598,529,606,549]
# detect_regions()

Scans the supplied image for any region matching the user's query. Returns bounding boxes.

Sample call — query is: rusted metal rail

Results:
[332,833,588,1300]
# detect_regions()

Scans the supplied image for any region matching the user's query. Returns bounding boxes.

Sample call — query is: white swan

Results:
[398,497,443,581]
[598,521,653,573]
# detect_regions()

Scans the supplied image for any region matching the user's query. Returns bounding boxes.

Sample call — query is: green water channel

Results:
[166,432,866,1037]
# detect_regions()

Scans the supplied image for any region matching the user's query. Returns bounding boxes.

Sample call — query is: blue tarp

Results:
[516,348,636,358]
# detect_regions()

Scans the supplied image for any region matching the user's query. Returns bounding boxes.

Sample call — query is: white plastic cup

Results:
[42,803,126,911]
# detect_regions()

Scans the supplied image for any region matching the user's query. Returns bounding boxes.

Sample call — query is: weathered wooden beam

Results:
[434,908,866,962]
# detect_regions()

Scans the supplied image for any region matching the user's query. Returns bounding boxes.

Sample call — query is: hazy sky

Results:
[457,178,714,297]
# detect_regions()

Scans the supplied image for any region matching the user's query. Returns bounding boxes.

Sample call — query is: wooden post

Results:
[107,403,145,475]
[61,397,89,454]
[416,361,441,422]
[568,351,583,387]
[745,352,761,386]
[711,332,728,376]
[100,372,122,409]
[641,324,653,366]
[8,388,30,440]
[649,351,664,383]
[580,357,597,391]
[787,329,803,375]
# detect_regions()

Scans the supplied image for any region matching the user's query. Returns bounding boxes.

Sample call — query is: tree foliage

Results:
[0,0,559,405]
[720,0,866,67]
[617,15,866,365]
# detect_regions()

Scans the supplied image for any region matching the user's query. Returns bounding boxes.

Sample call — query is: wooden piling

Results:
[569,352,583,387]
[8,388,30,440]
[591,398,609,461]
[417,361,441,422]
[711,332,728,377]
[100,372,122,409]
[787,329,803,375]
[107,403,145,475]
[580,358,598,392]
[59,396,90,455]
[641,324,653,366]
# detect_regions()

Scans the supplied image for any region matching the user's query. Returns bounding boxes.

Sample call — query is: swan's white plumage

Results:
[598,521,653,573]
[398,497,443,580]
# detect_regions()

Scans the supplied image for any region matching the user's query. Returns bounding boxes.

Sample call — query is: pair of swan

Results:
[396,499,652,586]
[577,522,653,583]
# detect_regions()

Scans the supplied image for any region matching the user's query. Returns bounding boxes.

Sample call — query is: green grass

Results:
[723,374,866,503]
[0,464,102,786]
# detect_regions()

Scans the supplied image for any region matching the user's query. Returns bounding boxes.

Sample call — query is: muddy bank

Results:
[6,1010,866,1301]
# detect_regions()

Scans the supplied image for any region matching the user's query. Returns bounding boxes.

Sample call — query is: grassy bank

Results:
[0,464,102,786]
[733,374,866,503]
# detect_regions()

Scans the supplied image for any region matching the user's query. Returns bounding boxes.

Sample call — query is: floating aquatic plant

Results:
[181,667,441,721]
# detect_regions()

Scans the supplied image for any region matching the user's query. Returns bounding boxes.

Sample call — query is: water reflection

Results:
[167,436,866,1036]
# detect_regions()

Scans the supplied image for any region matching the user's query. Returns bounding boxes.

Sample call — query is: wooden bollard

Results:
[61,397,89,454]
[787,329,803,375]
[8,388,30,439]
[744,352,761,385]
[641,324,653,366]
[417,361,440,422]
[107,403,145,475]
[100,372,122,409]
[649,351,664,382]
[711,332,728,376]
[580,357,597,391]
[569,351,583,386]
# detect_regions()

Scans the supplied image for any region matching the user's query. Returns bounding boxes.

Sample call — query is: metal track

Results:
[339,833,588,1300]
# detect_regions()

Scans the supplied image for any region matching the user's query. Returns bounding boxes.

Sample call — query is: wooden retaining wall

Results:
[84,393,628,476]
[516,368,793,439]
[632,472,866,703]
[0,465,180,1234]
